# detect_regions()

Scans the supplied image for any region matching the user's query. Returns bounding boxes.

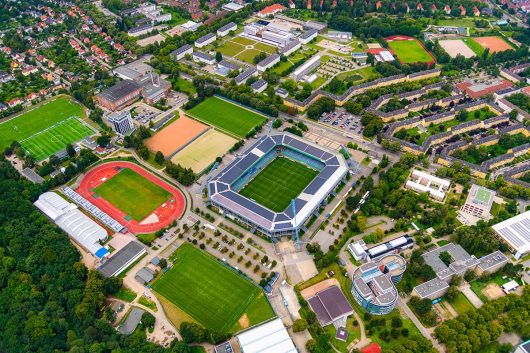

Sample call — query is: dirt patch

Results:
[473,36,513,53]
[238,313,250,329]
[144,115,209,157]
[155,293,198,328]
[482,283,505,301]
[300,278,340,300]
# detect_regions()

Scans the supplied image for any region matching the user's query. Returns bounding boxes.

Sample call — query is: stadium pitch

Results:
[152,243,275,333]
[186,96,267,138]
[0,96,94,160]
[94,168,172,221]
[240,156,319,212]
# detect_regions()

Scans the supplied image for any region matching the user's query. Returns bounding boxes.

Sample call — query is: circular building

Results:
[351,254,406,315]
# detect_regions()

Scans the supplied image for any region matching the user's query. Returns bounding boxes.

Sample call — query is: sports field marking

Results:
[240,156,319,212]
[94,168,172,221]
[0,96,94,159]
[152,243,274,333]
[386,38,434,64]
[186,96,267,138]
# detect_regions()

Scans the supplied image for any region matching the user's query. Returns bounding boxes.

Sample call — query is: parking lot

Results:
[319,111,363,134]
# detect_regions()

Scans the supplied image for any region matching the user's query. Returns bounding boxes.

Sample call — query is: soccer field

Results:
[240,156,319,212]
[187,97,267,138]
[387,40,434,63]
[0,96,93,159]
[95,168,172,221]
[152,243,274,333]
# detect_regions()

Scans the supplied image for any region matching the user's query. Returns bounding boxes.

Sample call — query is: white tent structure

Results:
[34,192,108,258]
[236,318,297,353]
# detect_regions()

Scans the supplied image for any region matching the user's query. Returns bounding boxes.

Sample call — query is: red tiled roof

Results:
[259,3,286,14]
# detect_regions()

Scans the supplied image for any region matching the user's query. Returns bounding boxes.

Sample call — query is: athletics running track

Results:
[76,161,186,234]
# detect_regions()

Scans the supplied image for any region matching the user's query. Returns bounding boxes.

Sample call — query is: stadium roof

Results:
[307,286,353,326]
[236,318,296,353]
[98,241,146,278]
[208,133,348,234]
[34,192,108,257]
[492,210,530,259]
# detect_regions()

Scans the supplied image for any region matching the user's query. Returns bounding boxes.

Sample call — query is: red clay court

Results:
[77,161,186,234]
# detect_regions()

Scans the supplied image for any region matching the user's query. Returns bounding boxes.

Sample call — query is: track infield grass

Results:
[152,243,275,333]
[186,96,267,138]
[95,168,172,221]
[0,96,93,160]
[240,156,319,212]
[387,40,434,63]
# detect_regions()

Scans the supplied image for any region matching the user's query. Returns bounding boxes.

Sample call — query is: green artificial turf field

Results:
[475,188,492,204]
[152,243,274,333]
[240,156,319,212]
[95,168,171,221]
[186,96,267,138]
[387,40,434,63]
[0,96,94,160]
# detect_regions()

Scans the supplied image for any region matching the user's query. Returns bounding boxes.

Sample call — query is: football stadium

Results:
[208,133,348,237]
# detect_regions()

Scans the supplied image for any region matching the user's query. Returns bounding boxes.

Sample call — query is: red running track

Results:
[76,161,186,234]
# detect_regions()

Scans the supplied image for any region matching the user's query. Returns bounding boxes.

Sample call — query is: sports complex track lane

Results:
[76,161,186,234]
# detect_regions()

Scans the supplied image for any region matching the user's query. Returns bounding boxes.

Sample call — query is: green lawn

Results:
[0,96,94,160]
[152,243,274,333]
[173,78,196,96]
[324,317,361,353]
[449,292,474,316]
[464,38,485,56]
[235,49,263,64]
[387,39,434,63]
[95,168,172,221]
[186,96,267,138]
[240,156,319,212]
[254,42,277,54]
[231,36,256,46]
[216,41,245,57]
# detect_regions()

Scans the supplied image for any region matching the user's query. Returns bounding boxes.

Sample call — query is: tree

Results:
[66,143,76,157]
[215,51,222,62]
[141,312,156,329]
[253,52,267,64]
[159,258,168,269]
[96,134,110,147]
[155,151,165,165]
[292,319,308,332]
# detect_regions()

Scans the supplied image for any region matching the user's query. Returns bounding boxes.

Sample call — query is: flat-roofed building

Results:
[328,30,352,41]
[458,184,495,225]
[195,33,216,48]
[257,53,280,72]
[98,241,146,278]
[223,2,244,12]
[514,340,530,353]
[262,30,294,47]
[405,169,450,201]
[217,22,237,37]
[475,250,508,276]
[351,254,406,315]
[236,318,296,353]
[106,110,135,135]
[170,44,193,60]
[279,39,300,56]
[292,55,320,81]
[492,210,530,259]
[299,29,318,44]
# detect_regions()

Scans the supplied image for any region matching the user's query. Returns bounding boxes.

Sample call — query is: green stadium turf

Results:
[152,243,274,333]
[95,168,172,221]
[387,40,433,63]
[0,96,94,160]
[240,156,319,212]
[187,97,267,138]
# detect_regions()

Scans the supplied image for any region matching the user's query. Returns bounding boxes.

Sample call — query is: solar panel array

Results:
[63,186,125,233]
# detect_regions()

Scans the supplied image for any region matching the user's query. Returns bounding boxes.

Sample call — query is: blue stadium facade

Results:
[208,133,348,237]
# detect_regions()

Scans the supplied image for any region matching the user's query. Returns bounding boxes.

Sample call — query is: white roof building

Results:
[492,210,530,259]
[236,318,297,353]
[405,169,450,201]
[34,192,108,258]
